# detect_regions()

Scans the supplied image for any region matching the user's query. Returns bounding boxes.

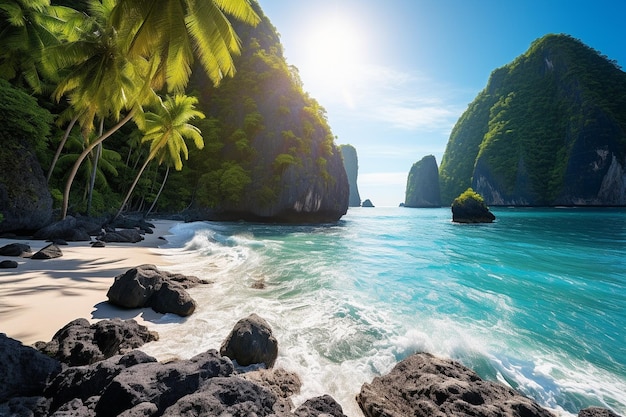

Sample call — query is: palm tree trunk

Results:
[86,119,104,215]
[146,165,170,216]
[62,110,135,219]
[113,153,155,221]
[47,115,78,183]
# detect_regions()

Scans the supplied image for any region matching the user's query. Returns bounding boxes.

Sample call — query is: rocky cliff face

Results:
[339,145,361,207]
[439,34,626,206]
[404,155,441,207]
[184,3,348,223]
[0,80,53,233]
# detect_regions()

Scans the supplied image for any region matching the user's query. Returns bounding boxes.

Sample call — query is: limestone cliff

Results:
[439,34,626,206]
[404,155,441,208]
[183,2,348,222]
[339,145,361,207]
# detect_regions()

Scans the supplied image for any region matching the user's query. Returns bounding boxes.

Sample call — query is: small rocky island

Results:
[451,188,496,223]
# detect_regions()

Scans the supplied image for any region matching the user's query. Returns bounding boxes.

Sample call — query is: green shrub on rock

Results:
[451,188,495,223]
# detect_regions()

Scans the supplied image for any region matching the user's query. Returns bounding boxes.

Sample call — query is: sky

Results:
[256,0,626,207]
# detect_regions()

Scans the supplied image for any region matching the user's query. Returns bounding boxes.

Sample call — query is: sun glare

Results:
[300,14,365,105]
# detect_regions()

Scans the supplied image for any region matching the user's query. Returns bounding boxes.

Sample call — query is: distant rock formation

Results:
[339,144,362,207]
[362,199,375,207]
[404,155,441,207]
[439,34,626,206]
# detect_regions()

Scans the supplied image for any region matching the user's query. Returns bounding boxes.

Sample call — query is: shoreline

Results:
[0,220,178,345]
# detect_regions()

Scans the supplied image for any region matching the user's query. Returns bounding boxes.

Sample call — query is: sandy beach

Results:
[0,220,178,345]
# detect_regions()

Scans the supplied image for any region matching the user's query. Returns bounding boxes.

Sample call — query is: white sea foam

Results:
[142,212,626,417]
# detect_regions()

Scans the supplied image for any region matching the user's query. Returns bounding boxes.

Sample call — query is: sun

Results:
[307,16,361,75]
[299,14,364,103]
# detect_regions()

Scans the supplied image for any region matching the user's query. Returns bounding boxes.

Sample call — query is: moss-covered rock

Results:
[404,155,441,208]
[451,188,495,223]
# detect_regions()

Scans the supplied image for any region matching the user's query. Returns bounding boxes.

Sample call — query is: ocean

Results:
[141,207,626,416]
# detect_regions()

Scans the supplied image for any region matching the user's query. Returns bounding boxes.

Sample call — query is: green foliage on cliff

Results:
[440,34,626,205]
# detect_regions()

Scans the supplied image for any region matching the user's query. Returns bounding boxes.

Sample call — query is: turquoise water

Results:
[143,207,626,416]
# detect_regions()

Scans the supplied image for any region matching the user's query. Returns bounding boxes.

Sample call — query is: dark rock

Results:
[578,407,623,417]
[362,199,375,207]
[106,264,203,316]
[109,216,155,234]
[356,352,555,417]
[451,189,496,223]
[0,81,53,234]
[148,281,196,316]
[99,228,144,243]
[51,238,68,245]
[0,396,50,417]
[0,334,63,403]
[404,155,441,208]
[220,314,278,369]
[94,349,234,417]
[33,216,95,242]
[339,144,362,207]
[0,243,31,257]
[294,394,347,417]
[241,368,302,413]
[36,318,158,366]
[161,376,277,417]
[31,243,63,259]
[91,240,105,248]
[0,260,18,268]
[45,350,157,413]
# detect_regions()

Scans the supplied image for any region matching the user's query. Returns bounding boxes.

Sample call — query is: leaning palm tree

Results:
[54,0,259,219]
[114,94,205,220]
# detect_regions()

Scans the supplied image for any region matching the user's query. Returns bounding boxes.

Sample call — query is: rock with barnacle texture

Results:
[357,352,555,417]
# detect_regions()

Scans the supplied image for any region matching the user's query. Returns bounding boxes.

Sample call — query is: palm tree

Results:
[114,94,204,220]
[53,0,260,219]
[0,0,80,93]
[110,0,260,92]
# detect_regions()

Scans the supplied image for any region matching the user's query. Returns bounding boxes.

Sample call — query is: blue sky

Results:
[256,0,626,206]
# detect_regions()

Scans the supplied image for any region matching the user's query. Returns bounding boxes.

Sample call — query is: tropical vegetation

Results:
[439,34,626,205]
[0,0,260,218]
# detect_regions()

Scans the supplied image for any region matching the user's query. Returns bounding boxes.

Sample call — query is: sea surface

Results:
[141,207,626,416]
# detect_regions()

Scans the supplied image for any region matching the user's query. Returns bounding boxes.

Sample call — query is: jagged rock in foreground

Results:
[35,318,158,367]
[0,334,62,403]
[404,155,441,208]
[106,264,208,316]
[220,313,279,369]
[0,315,348,417]
[357,352,555,417]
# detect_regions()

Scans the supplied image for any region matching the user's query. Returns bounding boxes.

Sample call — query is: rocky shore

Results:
[1,308,622,417]
[0,219,622,417]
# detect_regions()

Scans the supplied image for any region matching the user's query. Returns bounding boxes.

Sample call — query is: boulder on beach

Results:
[33,215,99,242]
[31,243,63,259]
[106,264,206,316]
[578,408,623,417]
[0,242,32,257]
[356,352,555,417]
[0,334,62,403]
[220,313,278,369]
[35,318,158,366]
[0,260,18,268]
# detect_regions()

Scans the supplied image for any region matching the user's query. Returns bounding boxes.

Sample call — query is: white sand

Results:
[0,220,178,345]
